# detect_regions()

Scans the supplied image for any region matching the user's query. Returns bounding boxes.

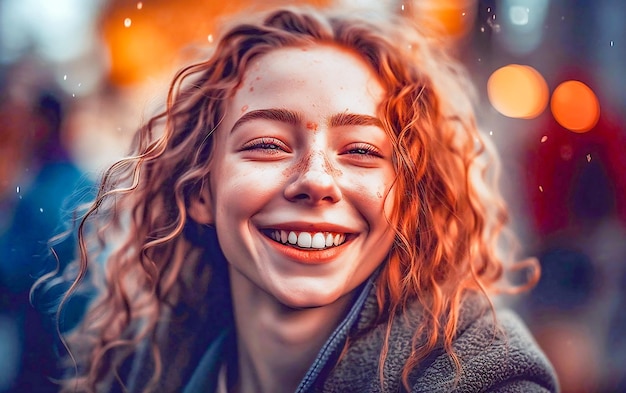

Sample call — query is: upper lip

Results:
[257,221,356,234]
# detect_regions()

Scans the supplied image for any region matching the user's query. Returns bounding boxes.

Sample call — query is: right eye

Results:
[241,137,290,154]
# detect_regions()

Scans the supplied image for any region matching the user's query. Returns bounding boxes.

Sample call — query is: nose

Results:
[284,151,342,205]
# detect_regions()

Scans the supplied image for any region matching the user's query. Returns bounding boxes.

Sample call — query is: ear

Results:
[188,181,214,225]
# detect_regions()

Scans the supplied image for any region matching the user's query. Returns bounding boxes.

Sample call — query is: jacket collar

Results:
[182,273,381,393]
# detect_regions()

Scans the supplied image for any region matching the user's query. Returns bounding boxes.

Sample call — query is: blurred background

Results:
[0,0,624,392]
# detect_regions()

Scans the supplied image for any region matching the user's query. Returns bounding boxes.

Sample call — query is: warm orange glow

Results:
[551,80,600,133]
[102,0,332,86]
[105,18,179,85]
[487,64,549,119]
[413,0,477,39]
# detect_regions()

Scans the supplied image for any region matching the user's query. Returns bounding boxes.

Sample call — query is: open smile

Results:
[263,229,348,250]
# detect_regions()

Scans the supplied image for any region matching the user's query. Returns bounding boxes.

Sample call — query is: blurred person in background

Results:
[0,60,91,392]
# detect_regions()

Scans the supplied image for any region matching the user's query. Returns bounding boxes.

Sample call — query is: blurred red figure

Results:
[523,78,626,393]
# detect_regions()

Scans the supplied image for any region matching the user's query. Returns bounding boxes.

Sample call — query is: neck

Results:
[228,267,354,393]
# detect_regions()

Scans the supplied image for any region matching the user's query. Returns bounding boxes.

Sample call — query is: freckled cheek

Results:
[218,182,267,220]
[350,168,397,223]
[346,174,392,211]
[220,165,287,208]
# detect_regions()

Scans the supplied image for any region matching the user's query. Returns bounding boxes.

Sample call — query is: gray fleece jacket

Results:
[181,277,559,393]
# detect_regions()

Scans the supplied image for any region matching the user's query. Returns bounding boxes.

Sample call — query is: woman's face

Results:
[201,45,396,308]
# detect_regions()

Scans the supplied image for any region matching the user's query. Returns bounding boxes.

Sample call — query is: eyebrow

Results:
[328,112,383,128]
[230,108,383,133]
[230,109,302,133]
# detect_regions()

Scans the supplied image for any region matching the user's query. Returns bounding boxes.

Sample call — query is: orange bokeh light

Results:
[550,80,600,133]
[487,64,549,119]
[413,0,477,39]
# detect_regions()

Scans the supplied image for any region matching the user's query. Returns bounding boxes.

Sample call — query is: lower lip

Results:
[264,235,350,265]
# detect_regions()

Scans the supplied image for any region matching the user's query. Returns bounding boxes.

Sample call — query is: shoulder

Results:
[409,298,559,393]
[322,293,558,393]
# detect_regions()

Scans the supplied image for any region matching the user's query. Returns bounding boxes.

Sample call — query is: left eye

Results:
[344,143,382,157]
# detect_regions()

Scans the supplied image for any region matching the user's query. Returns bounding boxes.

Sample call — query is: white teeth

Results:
[311,233,326,249]
[297,232,312,248]
[271,230,347,249]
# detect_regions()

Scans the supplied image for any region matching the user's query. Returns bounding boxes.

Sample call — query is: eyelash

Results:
[241,137,288,153]
[344,143,382,158]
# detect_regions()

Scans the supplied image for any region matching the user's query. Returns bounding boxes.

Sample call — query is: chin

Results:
[272,284,347,310]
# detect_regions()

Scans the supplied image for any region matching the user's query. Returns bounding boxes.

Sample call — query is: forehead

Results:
[244,44,373,77]
[231,45,385,114]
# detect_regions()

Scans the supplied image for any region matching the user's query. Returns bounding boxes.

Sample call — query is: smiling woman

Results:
[44,5,558,393]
